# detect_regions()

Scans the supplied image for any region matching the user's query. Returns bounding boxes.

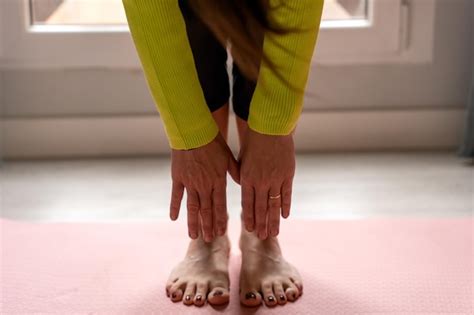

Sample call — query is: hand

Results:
[169,133,239,242]
[240,128,296,239]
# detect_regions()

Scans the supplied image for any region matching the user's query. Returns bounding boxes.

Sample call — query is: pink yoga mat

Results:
[1,218,472,314]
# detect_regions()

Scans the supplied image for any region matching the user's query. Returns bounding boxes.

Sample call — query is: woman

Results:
[122,0,324,307]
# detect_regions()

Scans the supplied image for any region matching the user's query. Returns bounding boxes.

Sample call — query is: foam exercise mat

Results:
[1,218,472,314]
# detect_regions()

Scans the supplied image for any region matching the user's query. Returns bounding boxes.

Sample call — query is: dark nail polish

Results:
[280,295,286,301]
[245,292,256,300]
[214,290,223,296]
[268,296,275,302]
[185,295,191,301]
[171,293,176,298]
[196,295,202,301]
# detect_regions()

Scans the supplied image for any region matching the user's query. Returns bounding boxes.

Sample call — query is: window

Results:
[1,0,435,68]
[30,0,368,26]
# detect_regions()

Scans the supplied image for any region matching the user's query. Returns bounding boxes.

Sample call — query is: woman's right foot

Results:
[165,235,231,306]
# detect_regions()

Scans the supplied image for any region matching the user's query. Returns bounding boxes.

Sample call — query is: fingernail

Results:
[270,228,278,236]
[280,294,286,301]
[214,290,223,296]
[268,296,275,302]
[245,292,256,299]
[196,295,202,301]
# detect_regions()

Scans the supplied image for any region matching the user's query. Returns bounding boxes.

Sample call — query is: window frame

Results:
[0,0,436,69]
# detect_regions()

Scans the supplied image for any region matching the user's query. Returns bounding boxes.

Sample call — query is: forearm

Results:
[248,0,324,135]
[123,0,218,150]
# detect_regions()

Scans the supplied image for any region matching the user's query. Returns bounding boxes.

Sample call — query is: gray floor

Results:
[1,152,472,222]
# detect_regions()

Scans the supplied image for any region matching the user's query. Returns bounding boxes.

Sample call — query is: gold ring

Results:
[269,194,281,199]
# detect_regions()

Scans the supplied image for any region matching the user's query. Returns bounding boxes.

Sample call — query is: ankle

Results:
[240,228,282,255]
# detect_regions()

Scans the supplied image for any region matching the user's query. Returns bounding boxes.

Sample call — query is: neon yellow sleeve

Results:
[122,0,219,150]
[248,0,324,135]
[123,0,323,149]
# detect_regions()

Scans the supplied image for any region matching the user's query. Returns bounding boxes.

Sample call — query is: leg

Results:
[166,105,232,306]
[236,116,303,307]
[165,1,233,306]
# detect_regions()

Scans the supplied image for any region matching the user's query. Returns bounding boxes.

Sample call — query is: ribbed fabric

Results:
[122,0,324,149]
[123,0,219,150]
[248,0,324,135]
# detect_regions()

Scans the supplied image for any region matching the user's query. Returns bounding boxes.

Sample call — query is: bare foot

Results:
[239,228,303,307]
[166,235,230,306]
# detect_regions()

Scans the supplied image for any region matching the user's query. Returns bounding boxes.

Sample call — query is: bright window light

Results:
[30,0,369,27]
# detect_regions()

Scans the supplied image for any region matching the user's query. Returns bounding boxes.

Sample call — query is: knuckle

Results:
[200,209,212,219]
[214,204,226,212]
[187,205,199,213]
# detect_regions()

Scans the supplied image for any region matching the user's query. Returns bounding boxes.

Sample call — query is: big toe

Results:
[240,290,262,307]
[207,287,230,305]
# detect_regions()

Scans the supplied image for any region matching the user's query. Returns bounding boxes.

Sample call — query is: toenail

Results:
[196,295,202,301]
[171,293,176,298]
[214,290,223,296]
[185,295,191,301]
[268,296,275,302]
[280,294,286,301]
[245,292,256,300]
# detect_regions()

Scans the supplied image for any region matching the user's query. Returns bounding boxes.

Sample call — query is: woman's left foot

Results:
[239,229,303,307]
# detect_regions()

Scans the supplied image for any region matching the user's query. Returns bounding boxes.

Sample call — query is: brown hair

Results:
[189,0,300,90]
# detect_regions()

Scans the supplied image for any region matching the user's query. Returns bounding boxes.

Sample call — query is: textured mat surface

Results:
[1,218,472,314]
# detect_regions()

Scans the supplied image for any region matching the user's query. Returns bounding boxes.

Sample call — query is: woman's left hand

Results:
[239,128,296,239]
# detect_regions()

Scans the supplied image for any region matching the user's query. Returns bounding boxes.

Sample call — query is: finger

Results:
[241,183,255,232]
[212,179,227,236]
[228,154,240,184]
[199,191,214,243]
[268,185,282,237]
[170,181,184,221]
[255,187,269,239]
[186,188,200,239]
[281,178,293,219]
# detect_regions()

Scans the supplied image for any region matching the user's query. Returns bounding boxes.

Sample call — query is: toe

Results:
[284,282,300,302]
[240,290,262,307]
[182,283,196,305]
[169,282,185,302]
[207,287,230,305]
[291,277,303,294]
[273,282,287,305]
[262,282,277,307]
[194,282,208,307]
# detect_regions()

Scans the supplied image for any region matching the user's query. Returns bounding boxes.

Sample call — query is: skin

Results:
[169,103,239,242]
[240,127,295,239]
[165,104,303,307]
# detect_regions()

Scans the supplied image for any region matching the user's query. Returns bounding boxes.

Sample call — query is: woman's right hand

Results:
[169,133,240,242]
